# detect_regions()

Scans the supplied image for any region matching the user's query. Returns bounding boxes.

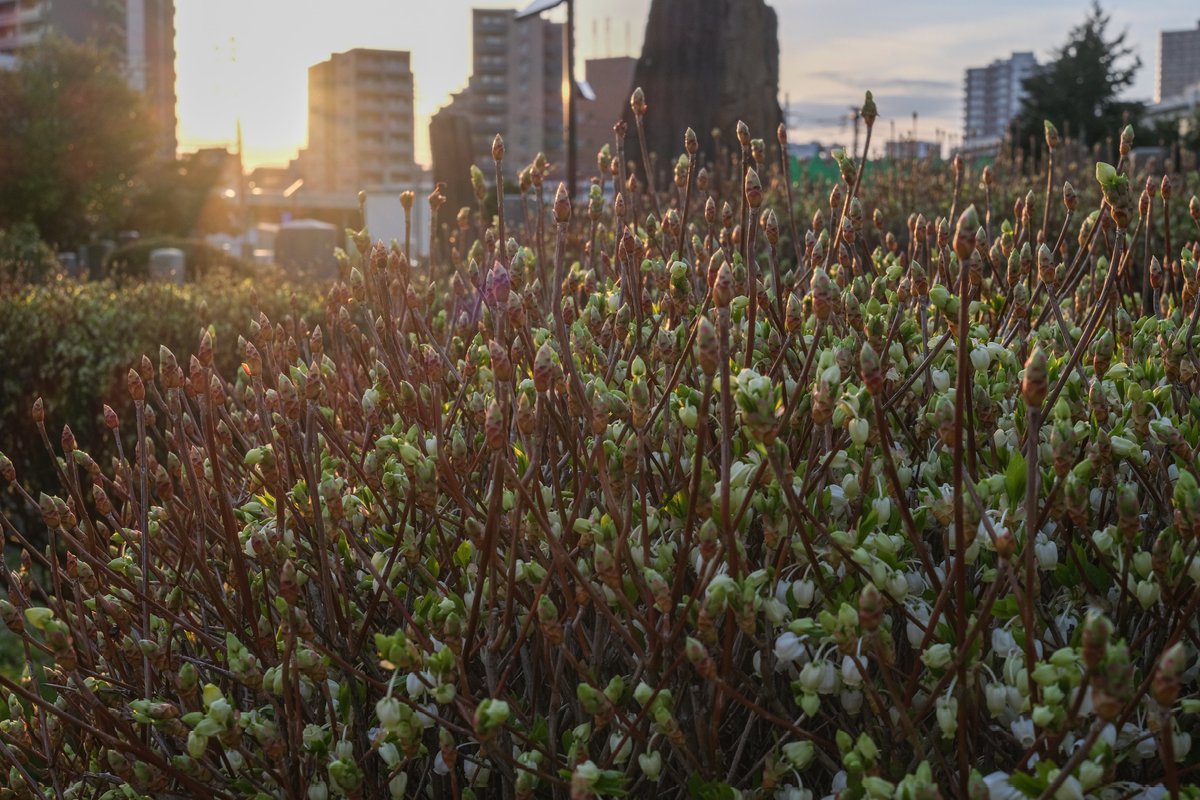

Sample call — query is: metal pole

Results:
[566,0,577,199]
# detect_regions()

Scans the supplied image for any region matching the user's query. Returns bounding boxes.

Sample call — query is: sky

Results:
[175,0,1199,170]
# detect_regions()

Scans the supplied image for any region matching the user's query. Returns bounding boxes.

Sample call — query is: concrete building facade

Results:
[433,8,565,175]
[963,51,1037,151]
[0,0,176,158]
[576,56,637,167]
[1158,21,1200,103]
[303,48,417,195]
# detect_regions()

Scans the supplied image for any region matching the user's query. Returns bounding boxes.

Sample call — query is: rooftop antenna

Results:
[605,17,611,57]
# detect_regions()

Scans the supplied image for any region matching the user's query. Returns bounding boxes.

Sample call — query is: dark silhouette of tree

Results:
[0,36,155,248]
[124,151,239,239]
[1011,2,1142,160]
[1143,106,1200,169]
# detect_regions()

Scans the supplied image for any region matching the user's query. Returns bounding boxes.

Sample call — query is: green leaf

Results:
[1006,450,1027,507]
[453,540,473,569]
[528,715,550,746]
[687,774,738,800]
[23,607,54,631]
[992,596,1019,621]
[1074,543,1110,590]
[856,508,879,541]
[1007,771,1044,797]
[593,770,629,796]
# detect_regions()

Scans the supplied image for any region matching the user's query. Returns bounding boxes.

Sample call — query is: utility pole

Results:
[850,106,861,157]
[237,120,250,260]
[566,0,577,199]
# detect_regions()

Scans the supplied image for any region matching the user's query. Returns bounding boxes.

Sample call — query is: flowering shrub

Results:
[1,92,1200,799]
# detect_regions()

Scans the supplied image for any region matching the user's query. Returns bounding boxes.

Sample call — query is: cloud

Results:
[804,72,957,93]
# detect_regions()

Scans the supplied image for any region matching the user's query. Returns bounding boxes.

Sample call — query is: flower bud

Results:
[376,696,403,729]
[1022,346,1048,408]
[553,183,571,223]
[638,750,663,782]
[1153,642,1186,706]
[858,583,883,631]
[1044,120,1060,151]
[861,90,877,126]
[736,120,750,147]
[985,683,1007,717]
[1063,181,1077,211]
[630,86,647,116]
[745,168,763,209]
[922,643,952,670]
[812,268,834,321]
[1081,611,1112,671]
[474,698,510,735]
[782,740,814,770]
[713,261,734,309]
[534,341,555,393]
[127,367,146,403]
[953,205,979,261]
[696,316,718,377]
[936,695,957,739]
[848,417,869,446]
[485,400,504,450]
[684,127,698,155]
[859,342,883,395]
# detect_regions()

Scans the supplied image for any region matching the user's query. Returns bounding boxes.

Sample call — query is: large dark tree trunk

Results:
[623,0,783,191]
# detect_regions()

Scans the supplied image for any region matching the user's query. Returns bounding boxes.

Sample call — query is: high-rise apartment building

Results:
[1158,21,1200,102]
[0,0,176,158]
[963,51,1037,151]
[303,48,417,196]
[435,8,564,174]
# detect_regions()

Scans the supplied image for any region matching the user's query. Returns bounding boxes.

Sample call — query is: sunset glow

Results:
[175,0,1193,168]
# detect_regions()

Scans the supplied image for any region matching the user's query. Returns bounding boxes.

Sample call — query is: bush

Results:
[1,92,1200,799]
[0,222,59,287]
[103,237,254,282]
[0,276,322,532]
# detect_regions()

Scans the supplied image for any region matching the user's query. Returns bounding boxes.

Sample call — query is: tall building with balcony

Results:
[302,48,417,196]
[0,0,176,158]
[1157,20,1200,103]
[963,51,1037,152]
[0,0,45,52]
[433,8,564,179]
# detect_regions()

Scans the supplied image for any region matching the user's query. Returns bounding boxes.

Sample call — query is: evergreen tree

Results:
[0,36,155,248]
[1011,2,1142,158]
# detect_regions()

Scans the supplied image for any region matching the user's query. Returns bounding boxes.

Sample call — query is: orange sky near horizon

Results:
[174,0,1192,171]
[174,0,647,170]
